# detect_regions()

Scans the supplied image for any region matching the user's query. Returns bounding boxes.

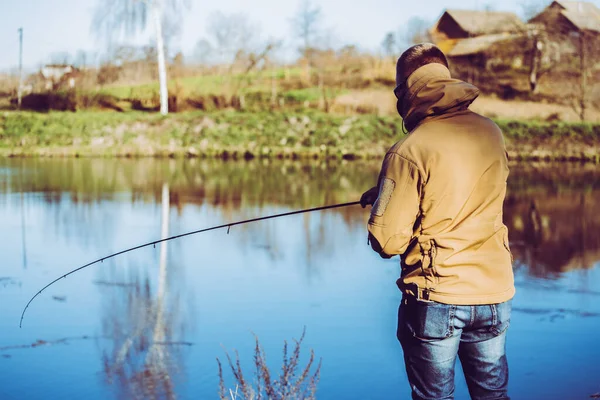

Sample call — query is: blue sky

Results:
[0,0,595,72]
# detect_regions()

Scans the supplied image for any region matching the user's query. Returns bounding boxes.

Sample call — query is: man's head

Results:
[394,43,449,99]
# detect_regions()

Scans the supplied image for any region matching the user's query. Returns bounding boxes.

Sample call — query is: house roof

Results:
[443,9,526,36]
[440,33,521,57]
[40,64,77,80]
[555,1,600,32]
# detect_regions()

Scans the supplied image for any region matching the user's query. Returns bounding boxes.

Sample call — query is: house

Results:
[529,1,600,36]
[430,10,526,43]
[527,1,600,61]
[426,1,599,95]
[429,9,529,74]
[39,64,80,91]
[524,1,600,93]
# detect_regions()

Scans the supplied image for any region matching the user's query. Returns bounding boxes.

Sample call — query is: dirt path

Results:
[333,90,600,123]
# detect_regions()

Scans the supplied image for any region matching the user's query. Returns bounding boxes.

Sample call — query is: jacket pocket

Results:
[400,298,455,342]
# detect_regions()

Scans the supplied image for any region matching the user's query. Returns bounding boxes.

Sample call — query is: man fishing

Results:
[361,43,515,400]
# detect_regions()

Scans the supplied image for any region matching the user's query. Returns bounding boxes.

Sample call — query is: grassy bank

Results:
[1,111,599,161]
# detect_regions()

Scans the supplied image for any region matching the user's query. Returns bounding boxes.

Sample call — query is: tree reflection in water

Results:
[5,158,600,281]
[505,163,600,278]
[100,184,187,400]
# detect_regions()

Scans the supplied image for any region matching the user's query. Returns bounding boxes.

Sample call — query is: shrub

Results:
[17,92,77,112]
[217,328,321,400]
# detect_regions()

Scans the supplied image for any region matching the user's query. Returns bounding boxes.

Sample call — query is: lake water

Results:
[0,158,599,400]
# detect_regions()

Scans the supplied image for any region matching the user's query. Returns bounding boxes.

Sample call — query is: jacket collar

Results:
[397,63,480,132]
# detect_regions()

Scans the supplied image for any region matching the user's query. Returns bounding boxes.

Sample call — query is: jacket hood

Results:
[398,63,480,131]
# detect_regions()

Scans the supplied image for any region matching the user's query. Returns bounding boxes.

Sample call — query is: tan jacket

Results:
[368,63,515,305]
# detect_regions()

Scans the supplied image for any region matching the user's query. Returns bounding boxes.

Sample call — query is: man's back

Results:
[363,43,513,400]
[396,110,514,305]
[368,62,514,305]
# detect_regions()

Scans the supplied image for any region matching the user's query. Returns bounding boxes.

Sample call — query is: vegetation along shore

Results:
[1,111,599,162]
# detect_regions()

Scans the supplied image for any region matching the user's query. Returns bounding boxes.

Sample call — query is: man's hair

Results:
[396,43,449,82]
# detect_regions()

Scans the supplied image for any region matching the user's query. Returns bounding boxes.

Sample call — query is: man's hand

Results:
[360,186,379,208]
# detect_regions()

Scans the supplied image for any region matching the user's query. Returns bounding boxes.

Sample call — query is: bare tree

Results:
[92,0,190,115]
[291,0,323,79]
[207,11,259,65]
[381,32,396,59]
[101,183,188,400]
[48,52,71,65]
[190,12,283,110]
[399,16,431,49]
[192,39,214,65]
[73,50,90,69]
[292,0,322,54]
[97,63,121,87]
[161,8,184,58]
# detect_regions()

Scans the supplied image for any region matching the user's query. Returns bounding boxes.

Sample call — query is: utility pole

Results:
[18,27,23,109]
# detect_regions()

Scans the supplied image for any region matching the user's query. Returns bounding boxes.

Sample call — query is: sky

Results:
[0,0,597,73]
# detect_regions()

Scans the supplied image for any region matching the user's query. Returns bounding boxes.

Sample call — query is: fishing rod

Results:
[20,200,361,328]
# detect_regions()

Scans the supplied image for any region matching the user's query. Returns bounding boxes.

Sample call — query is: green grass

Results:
[101,67,305,100]
[283,87,347,103]
[0,110,401,158]
[101,75,232,99]
[0,110,598,161]
[496,119,600,139]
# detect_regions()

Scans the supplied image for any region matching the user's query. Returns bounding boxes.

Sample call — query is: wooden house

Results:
[39,64,80,91]
[527,1,600,60]
[529,1,600,36]
[430,9,529,73]
[430,9,526,43]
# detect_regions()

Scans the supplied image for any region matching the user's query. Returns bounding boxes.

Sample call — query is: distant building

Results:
[426,1,599,94]
[527,0,600,61]
[522,0,600,94]
[429,9,528,73]
[430,9,526,42]
[39,64,80,91]
[529,1,600,35]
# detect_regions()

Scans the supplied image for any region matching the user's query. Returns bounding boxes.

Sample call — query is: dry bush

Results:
[17,92,77,112]
[0,74,18,97]
[217,328,321,400]
[97,64,122,87]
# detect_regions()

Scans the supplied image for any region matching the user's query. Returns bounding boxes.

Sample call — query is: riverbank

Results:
[1,111,599,161]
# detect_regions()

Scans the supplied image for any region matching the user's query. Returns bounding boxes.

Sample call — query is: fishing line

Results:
[19,200,361,328]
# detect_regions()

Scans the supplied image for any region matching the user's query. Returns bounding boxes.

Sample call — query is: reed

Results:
[217,328,321,400]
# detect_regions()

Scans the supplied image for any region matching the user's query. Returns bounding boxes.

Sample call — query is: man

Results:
[361,43,514,400]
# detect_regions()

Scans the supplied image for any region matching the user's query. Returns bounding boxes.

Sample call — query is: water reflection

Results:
[1,159,600,399]
[3,158,600,279]
[505,163,600,277]
[99,184,187,400]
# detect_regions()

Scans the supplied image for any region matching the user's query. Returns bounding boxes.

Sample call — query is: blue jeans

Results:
[397,296,512,400]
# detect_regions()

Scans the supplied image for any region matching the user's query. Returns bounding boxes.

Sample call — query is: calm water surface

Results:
[0,158,599,400]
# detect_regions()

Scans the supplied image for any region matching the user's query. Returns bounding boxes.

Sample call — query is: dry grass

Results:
[217,328,321,400]
[471,96,600,123]
[333,89,396,116]
[2,53,599,121]
[332,89,600,123]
